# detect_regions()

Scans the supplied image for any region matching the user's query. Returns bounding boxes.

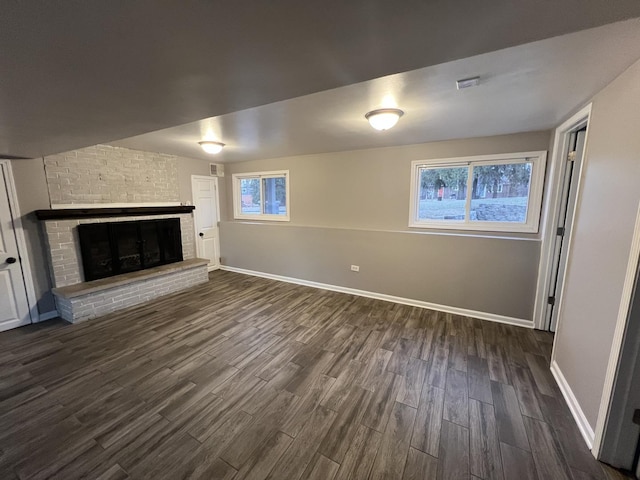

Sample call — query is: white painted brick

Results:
[43,144,179,205]
[41,143,198,292]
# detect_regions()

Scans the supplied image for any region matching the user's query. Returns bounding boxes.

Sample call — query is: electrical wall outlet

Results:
[350,265,360,272]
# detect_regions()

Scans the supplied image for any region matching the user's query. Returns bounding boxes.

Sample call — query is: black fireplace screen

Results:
[78,218,183,281]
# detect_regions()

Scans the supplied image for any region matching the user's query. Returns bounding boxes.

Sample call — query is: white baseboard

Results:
[34,310,59,323]
[550,360,596,451]
[220,265,533,328]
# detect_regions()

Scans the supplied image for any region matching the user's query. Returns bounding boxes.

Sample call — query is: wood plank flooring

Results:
[0,270,626,479]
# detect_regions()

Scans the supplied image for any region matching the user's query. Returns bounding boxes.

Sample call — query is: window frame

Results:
[232,170,290,221]
[408,151,547,233]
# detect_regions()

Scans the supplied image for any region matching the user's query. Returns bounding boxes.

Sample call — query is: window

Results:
[233,170,290,221]
[409,151,546,233]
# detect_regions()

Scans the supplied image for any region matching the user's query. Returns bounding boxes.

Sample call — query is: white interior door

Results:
[546,127,587,331]
[0,164,31,331]
[192,175,220,271]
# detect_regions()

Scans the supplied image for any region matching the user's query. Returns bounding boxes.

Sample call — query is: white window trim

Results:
[233,170,290,222]
[408,151,547,233]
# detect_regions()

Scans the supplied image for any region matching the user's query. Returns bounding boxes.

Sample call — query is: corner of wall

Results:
[550,360,596,451]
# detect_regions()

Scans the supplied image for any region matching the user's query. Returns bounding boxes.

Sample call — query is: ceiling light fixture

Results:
[198,141,225,154]
[365,108,404,131]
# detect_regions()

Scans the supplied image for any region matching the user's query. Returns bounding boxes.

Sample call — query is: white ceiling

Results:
[1,1,640,159]
[113,19,640,163]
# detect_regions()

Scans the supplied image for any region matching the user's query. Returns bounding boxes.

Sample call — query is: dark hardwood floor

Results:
[0,271,627,479]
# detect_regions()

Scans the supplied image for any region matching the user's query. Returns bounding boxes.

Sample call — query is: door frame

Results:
[533,104,592,331]
[592,203,640,458]
[597,255,640,468]
[191,174,221,270]
[0,159,39,323]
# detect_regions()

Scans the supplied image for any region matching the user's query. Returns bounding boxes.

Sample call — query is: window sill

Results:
[409,221,539,234]
[234,215,290,222]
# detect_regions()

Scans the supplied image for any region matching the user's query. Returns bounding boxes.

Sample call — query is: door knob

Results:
[6,257,17,264]
[199,232,204,237]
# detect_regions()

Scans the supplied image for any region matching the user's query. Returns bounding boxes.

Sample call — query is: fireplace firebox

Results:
[78,218,183,281]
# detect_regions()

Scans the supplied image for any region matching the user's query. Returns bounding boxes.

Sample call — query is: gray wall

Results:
[8,147,214,317]
[553,58,640,430]
[222,131,550,321]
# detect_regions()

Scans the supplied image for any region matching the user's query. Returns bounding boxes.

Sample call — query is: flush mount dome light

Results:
[198,141,225,154]
[365,108,404,131]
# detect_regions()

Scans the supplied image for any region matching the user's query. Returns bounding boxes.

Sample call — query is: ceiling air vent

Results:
[209,163,225,177]
[456,76,481,90]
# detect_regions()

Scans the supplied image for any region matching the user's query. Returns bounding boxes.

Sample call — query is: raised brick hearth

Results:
[52,259,209,322]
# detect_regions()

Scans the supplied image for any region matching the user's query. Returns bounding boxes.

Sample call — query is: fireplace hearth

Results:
[78,218,183,281]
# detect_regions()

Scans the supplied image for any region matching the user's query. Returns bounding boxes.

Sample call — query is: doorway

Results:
[546,127,587,331]
[0,161,33,331]
[191,175,220,271]
[534,105,591,332]
[598,256,640,472]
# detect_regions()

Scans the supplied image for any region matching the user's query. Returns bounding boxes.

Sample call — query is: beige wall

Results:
[553,59,640,429]
[9,146,214,317]
[176,155,227,207]
[223,131,550,230]
[222,131,550,320]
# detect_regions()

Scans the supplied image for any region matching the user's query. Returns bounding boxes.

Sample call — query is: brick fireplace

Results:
[37,206,208,323]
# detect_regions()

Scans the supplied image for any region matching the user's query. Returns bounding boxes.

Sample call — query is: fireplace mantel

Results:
[35,205,195,221]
